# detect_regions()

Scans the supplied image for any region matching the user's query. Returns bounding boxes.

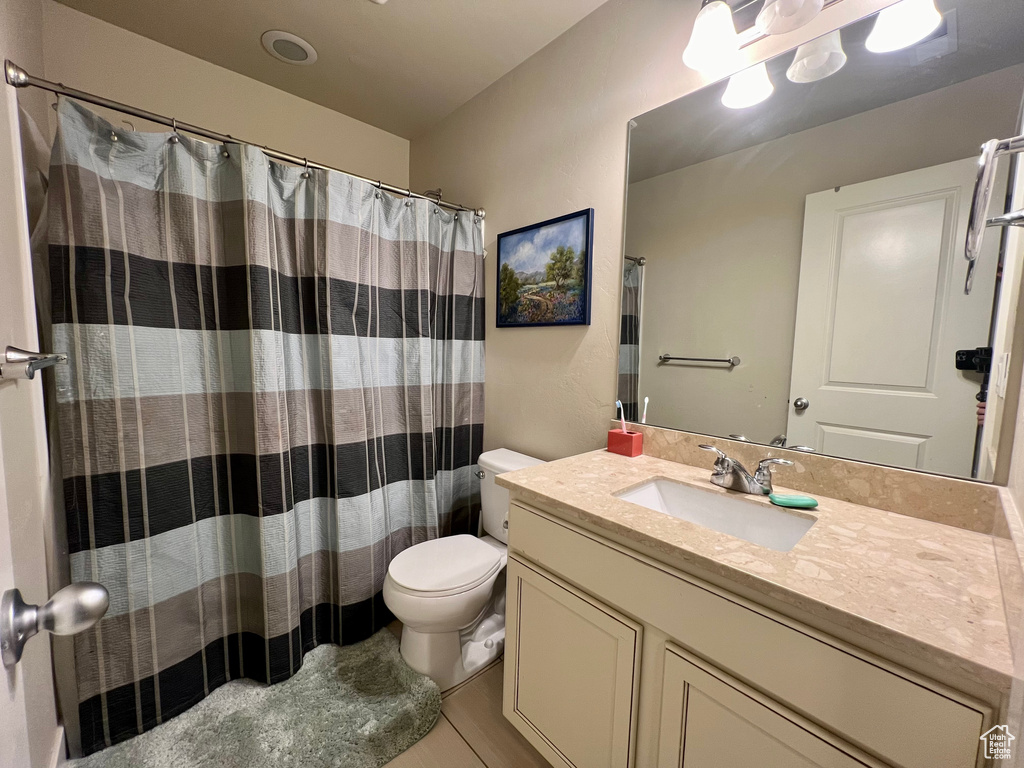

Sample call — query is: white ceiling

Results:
[56,0,612,139]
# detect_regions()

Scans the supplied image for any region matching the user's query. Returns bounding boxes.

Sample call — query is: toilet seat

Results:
[388,535,503,597]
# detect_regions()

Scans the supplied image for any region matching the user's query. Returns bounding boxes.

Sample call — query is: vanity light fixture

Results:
[865,0,942,53]
[721,62,775,109]
[786,30,847,83]
[755,0,824,35]
[683,0,741,75]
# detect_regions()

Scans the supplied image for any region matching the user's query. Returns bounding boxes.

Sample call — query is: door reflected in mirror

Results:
[621,0,1024,481]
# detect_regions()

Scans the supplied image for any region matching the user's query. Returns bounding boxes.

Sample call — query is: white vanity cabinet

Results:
[502,501,996,768]
[504,558,641,768]
[657,645,874,768]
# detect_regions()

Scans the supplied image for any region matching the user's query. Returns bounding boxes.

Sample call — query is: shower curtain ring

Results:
[301,158,310,179]
[169,117,179,144]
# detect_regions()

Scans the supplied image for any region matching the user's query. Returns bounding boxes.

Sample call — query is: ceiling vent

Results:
[261,31,318,66]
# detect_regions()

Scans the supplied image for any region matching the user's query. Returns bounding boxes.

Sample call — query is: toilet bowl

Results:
[383,448,544,691]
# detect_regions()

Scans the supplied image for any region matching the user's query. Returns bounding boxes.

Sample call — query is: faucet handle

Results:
[757,456,794,481]
[754,457,793,494]
[699,444,727,459]
[757,457,793,472]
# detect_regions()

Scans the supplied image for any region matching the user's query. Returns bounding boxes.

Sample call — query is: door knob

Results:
[1,582,109,667]
[793,397,809,411]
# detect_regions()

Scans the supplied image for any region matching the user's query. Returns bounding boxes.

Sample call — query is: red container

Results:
[608,429,643,458]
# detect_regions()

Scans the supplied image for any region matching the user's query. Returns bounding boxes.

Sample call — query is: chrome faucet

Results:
[699,445,793,495]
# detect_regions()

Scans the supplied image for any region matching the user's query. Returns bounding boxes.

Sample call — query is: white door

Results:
[0,432,32,766]
[787,158,1001,477]
[0,84,64,767]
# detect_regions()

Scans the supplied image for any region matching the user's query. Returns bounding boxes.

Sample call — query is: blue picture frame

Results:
[495,208,594,328]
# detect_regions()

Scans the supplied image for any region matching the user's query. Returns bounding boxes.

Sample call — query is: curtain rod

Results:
[4,60,484,218]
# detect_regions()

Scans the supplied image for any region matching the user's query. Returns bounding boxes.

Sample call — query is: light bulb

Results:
[865,0,942,53]
[787,30,847,83]
[721,63,774,109]
[683,1,741,75]
[755,0,824,35]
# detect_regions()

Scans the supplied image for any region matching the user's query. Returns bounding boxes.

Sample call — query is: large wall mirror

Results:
[621,0,1024,481]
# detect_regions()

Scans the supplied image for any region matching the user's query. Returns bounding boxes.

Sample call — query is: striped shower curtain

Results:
[618,261,643,421]
[48,98,484,755]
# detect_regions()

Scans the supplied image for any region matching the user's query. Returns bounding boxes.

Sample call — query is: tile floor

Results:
[384,624,549,768]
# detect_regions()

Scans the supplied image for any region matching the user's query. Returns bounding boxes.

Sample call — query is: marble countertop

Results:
[497,449,1012,692]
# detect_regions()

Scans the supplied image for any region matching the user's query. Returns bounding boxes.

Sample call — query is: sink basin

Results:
[614,479,816,552]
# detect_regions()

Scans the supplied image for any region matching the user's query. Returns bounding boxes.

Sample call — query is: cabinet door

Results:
[504,556,642,768]
[512,503,989,768]
[658,645,890,768]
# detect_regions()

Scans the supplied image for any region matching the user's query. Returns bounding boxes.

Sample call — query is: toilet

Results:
[383,448,544,691]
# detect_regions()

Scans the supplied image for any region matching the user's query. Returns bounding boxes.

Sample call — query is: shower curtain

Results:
[618,261,643,421]
[48,98,484,755]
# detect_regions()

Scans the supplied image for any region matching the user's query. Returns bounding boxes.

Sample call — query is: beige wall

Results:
[628,65,1024,444]
[39,1,409,186]
[1,1,62,765]
[410,0,895,462]
[1,0,45,126]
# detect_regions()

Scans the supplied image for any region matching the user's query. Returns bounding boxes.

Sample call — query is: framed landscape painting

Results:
[496,208,594,327]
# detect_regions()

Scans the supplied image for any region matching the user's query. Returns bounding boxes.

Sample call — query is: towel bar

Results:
[659,354,740,367]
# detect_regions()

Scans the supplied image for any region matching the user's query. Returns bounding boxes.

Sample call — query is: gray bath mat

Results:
[73,629,440,768]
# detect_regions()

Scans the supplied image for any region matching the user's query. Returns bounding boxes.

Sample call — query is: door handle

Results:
[1,583,109,667]
[0,346,67,381]
[793,397,809,411]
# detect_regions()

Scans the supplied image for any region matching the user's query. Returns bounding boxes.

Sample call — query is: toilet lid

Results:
[388,535,503,594]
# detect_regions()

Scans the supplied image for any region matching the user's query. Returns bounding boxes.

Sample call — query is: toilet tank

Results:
[477,448,545,544]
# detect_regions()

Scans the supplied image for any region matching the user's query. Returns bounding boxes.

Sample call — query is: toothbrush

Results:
[641,397,649,425]
[616,400,626,433]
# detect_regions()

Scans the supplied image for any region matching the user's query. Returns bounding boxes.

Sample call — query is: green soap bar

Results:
[768,493,818,509]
